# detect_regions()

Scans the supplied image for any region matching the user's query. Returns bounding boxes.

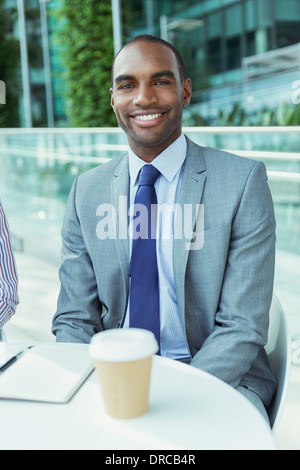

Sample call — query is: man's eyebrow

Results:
[151,70,176,80]
[114,70,176,85]
[114,74,135,85]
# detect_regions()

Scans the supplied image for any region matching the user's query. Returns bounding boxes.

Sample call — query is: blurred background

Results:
[0,0,299,347]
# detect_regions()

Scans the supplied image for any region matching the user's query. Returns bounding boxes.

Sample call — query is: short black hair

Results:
[111,34,186,86]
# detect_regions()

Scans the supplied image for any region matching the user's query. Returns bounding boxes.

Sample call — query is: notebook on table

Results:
[0,343,95,403]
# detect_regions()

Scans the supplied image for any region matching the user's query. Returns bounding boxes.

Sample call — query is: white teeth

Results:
[135,113,162,121]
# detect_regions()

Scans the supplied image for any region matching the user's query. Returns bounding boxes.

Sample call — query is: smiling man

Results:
[110,38,191,161]
[52,35,277,424]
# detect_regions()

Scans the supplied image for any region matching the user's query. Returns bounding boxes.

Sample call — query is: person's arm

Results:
[52,178,103,343]
[190,162,276,390]
[0,201,19,328]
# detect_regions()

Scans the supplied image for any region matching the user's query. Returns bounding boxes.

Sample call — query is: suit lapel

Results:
[173,138,207,322]
[111,154,130,295]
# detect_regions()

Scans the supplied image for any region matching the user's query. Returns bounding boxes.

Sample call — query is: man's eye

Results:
[155,80,170,85]
[120,83,134,89]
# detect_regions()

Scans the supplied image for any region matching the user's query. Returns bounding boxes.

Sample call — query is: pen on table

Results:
[0,347,33,374]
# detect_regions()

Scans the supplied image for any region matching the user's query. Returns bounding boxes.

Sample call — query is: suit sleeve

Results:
[52,177,102,343]
[190,161,276,397]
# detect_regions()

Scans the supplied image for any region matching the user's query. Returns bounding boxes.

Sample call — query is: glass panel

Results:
[207,38,222,74]
[274,0,300,48]
[225,3,242,37]
[0,130,127,262]
[245,0,255,31]
[276,22,300,48]
[245,31,256,56]
[256,0,272,28]
[222,0,240,6]
[204,0,222,13]
[1,128,299,259]
[207,11,222,39]
[275,0,300,20]
[178,26,206,90]
[226,36,241,69]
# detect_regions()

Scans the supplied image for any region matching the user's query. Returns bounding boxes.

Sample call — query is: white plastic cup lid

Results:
[89,328,159,362]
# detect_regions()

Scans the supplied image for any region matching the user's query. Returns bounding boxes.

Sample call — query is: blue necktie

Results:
[129,164,161,352]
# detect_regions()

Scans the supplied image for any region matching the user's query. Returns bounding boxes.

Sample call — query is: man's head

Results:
[111,35,187,85]
[110,35,192,162]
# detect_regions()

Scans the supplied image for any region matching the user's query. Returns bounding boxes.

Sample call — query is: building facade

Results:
[1,0,300,127]
[1,0,66,127]
[123,0,300,125]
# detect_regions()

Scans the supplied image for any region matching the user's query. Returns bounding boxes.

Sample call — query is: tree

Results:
[53,0,117,127]
[0,0,20,127]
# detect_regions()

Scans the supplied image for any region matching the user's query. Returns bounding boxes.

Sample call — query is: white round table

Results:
[0,343,276,450]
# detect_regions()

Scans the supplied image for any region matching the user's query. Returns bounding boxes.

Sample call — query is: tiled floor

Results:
[2,249,300,450]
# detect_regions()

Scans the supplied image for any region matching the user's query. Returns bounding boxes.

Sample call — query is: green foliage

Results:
[185,101,300,127]
[0,0,20,127]
[53,0,117,127]
[214,103,248,126]
[276,102,300,126]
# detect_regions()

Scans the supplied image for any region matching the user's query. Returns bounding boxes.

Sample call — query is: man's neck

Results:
[128,130,183,163]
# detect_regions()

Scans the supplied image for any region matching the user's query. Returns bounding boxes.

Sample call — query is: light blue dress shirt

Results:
[124,134,191,360]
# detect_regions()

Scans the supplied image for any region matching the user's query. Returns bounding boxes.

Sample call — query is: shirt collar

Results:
[128,133,187,186]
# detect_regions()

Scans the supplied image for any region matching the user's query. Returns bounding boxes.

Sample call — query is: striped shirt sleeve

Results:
[0,200,19,328]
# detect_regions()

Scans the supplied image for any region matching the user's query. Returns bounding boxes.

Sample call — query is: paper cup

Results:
[90,328,158,419]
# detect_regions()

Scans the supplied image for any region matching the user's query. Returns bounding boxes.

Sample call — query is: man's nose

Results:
[133,84,158,106]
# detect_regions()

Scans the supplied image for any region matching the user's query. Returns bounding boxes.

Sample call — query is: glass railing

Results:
[0,126,299,338]
[1,126,299,262]
[0,128,128,264]
[184,127,300,256]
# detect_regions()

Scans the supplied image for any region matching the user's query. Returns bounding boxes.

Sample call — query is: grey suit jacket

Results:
[52,136,277,408]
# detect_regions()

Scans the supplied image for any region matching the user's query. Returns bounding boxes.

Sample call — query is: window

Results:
[275,0,300,48]
[226,36,241,69]
[225,3,242,70]
[207,38,222,74]
[245,31,255,57]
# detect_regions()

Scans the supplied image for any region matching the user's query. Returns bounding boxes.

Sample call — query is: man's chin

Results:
[127,130,163,148]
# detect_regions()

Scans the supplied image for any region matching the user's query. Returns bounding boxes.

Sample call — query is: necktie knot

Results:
[138,165,160,187]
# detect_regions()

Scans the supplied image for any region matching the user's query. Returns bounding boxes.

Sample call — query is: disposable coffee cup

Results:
[90,328,159,419]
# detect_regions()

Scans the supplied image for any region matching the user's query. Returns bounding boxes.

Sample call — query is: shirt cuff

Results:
[0,298,18,328]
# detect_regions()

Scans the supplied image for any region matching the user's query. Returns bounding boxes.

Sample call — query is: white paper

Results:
[0,343,94,403]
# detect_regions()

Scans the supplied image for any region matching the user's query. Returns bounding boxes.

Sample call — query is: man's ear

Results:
[182,78,192,108]
[110,87,114,110]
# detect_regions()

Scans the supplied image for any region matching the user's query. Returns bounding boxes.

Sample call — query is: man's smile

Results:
[129,110,167,127]
[134,113,162,121]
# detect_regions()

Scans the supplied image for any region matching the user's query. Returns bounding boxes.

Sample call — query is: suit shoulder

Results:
[206,147,257,168]
[77,153,128,186]
[187,137,261,173]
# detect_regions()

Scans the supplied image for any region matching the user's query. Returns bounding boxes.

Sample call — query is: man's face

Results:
[110,41,192,161]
